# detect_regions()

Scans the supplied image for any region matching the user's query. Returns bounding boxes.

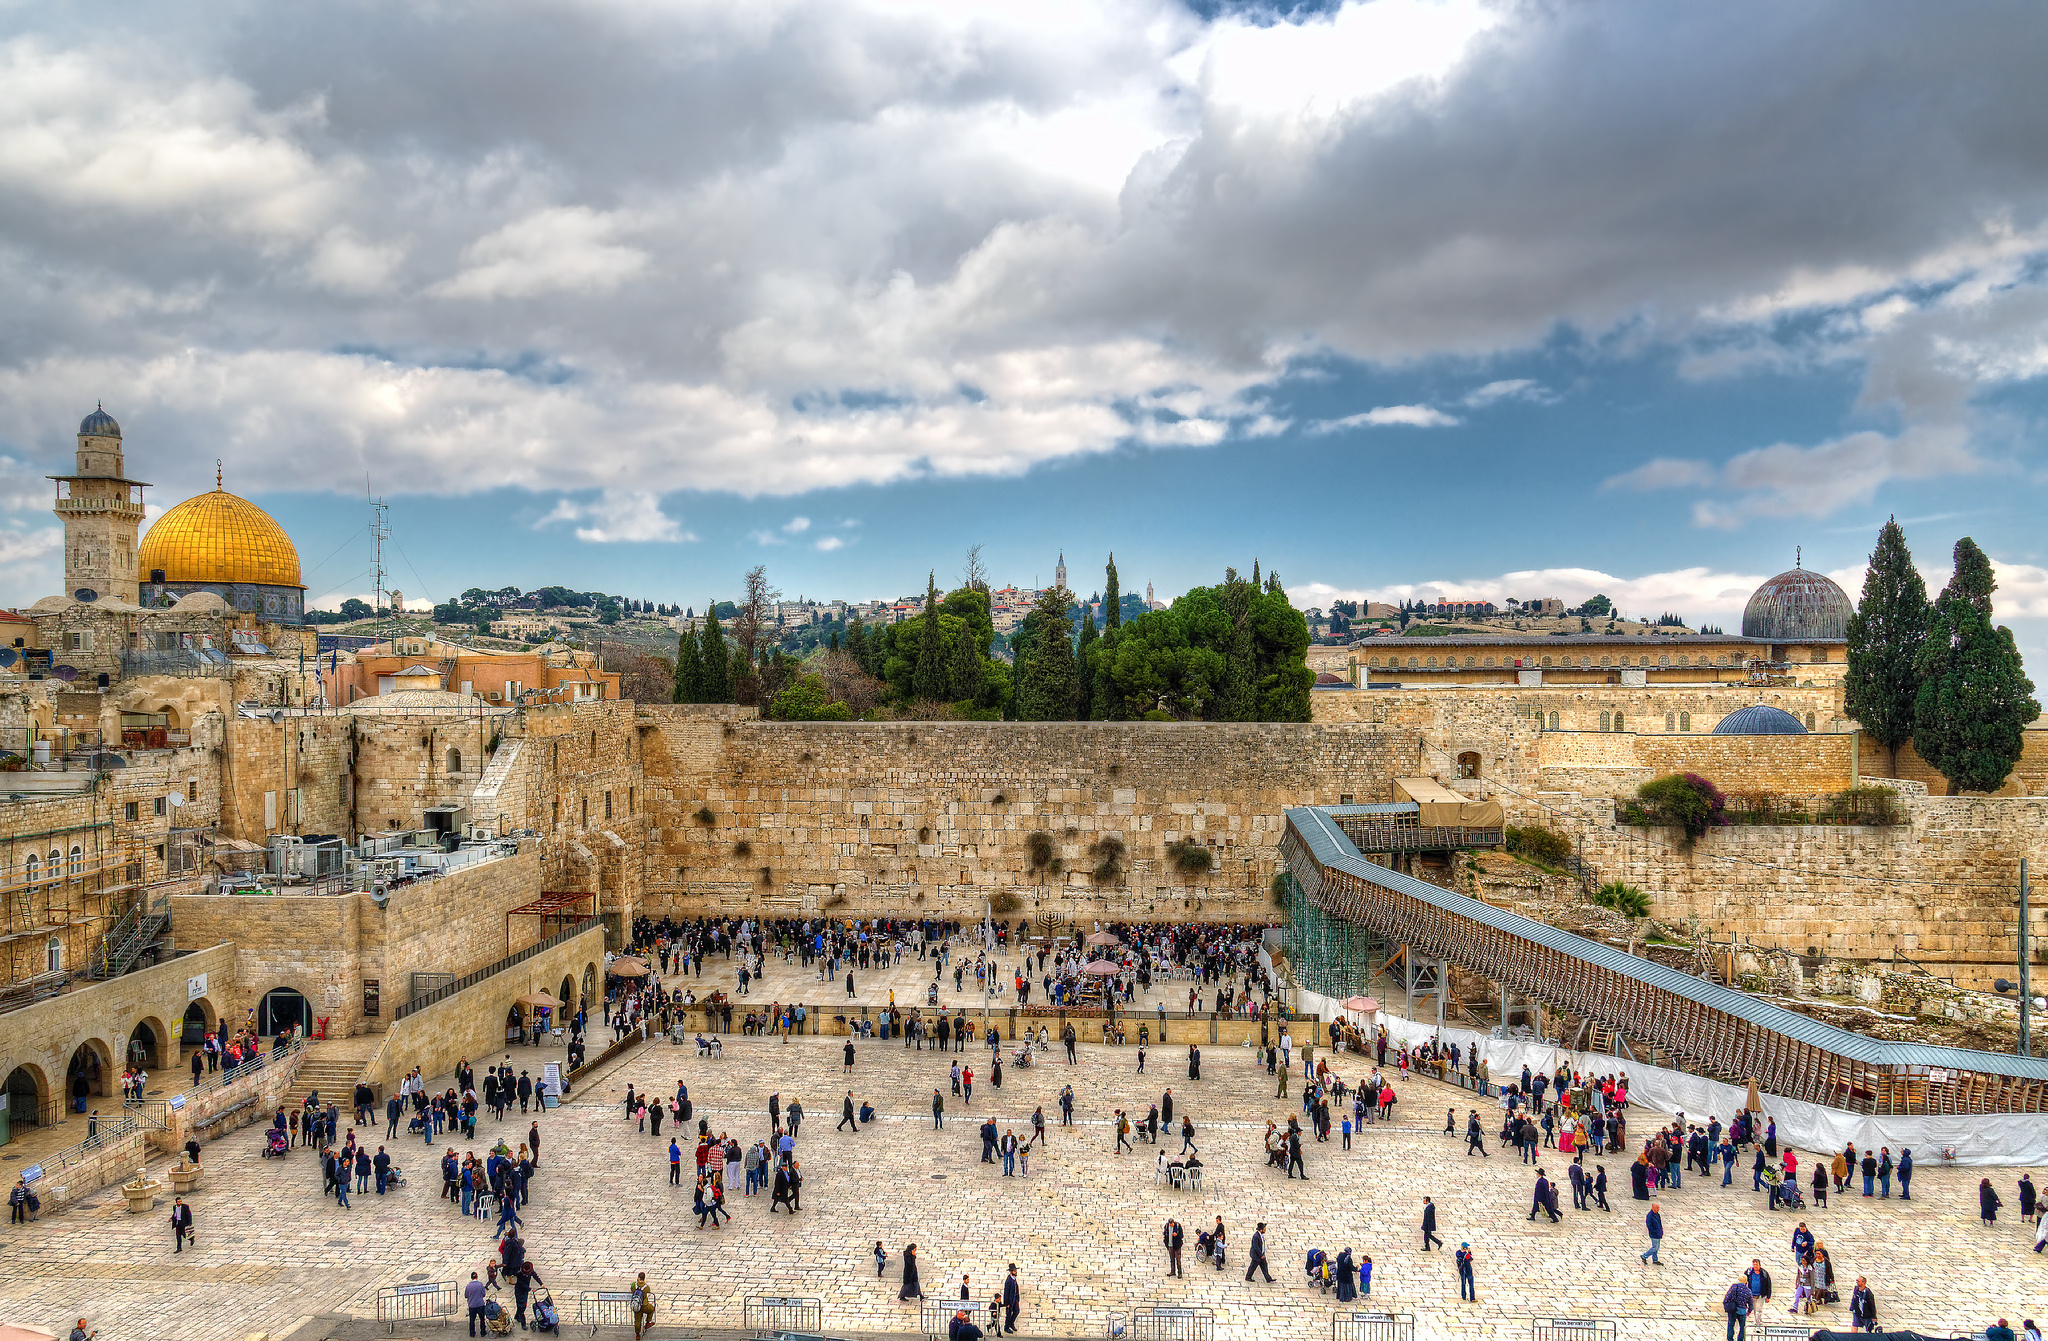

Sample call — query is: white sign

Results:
[188,972,208,1001]
[542,1061,562,1092]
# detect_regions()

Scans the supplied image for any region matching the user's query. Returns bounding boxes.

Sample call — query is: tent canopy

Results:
[1392,777,1503,828]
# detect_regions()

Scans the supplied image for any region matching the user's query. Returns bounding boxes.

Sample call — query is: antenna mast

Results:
[368,477,391,640]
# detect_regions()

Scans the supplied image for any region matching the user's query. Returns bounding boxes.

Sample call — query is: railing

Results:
[1337,821,1502,852]
[577,1290,641,1327]
[920,1301,975,1338]
[1334,1312,1414,1341]
[122,1098,172,1131]
[1531,1321,1616,1341]
[32,1113,143,1178]
[95,889,171,981]
[376,1281,460,1331]
[186,1036,306,1099]
[1130,1306,1214,1341]
[0,969,74,1018]
[1284,805,2048,1115]
[745,1295,822,1337]
[395,918,600,1020]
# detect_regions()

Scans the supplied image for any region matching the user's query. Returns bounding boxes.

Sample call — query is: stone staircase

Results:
[280,1039,379,1112]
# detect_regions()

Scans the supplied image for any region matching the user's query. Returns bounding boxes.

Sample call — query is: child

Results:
[1360,1255,1372,1295]
[1342,1114,1353,1150]
[874,1242,888,1277]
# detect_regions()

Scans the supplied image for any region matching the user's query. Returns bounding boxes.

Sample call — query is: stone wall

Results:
[638,712,1421,921]
[360,923,605,1091]
[342,711,503,839]
[222,712,357,844]
[168,846,546,1037]
[1862,727,2048,798]
[0,941,236,1147]
[1531,730,1858,795]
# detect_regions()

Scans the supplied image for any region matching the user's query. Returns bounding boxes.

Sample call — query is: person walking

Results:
[465,1273,489,1337]
[1850,1277,1877,1333]
[1455,1243,1476,1301]
[1640,1202,1664,1264]
[899,1244,924,1301]
[1981,1178,2003,1225]
[630,1273,656,1341]
[844,1039,856,1073]
[841,1091,858,1132]
[1001,1264,1021,1336]
[1421,1196,1443,1251]
[1163,1218,1184,1277]
[932,1089,944,1129]
[1724,1277,1755,1341]
[169,1196,193,1252]
[1244,1223,1273,1283]
[1467,1110,1488,1156]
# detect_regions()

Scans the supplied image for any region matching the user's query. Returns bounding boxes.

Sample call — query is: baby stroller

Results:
[1196,1231,1226,1269]
[384,1162,407,1188]
[530,1291,561,1336]
[1305,1248,1332,1292]
[481,1298,513,1336]
[1776,1178,1806,1210]
[261,1127,289,1159]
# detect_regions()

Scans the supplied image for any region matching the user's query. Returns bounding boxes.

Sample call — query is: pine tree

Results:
[829,630,840,653]
[949,599,985,703]
[913,573,949,702]
[1216,568,1255,721]
[698,602,732,703]
[1075,608,1097,719]
[1913,539,2039,793]
[1251,559,1260,588]
[1015,587,1078,720]
[673,625,704,703]
[1103,554,1122,631]
[1843,517,1929,776]
[846,616,870,674]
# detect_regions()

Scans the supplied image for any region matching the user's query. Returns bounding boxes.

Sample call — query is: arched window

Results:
[1483,656,1495,667]
[1368,657,1381,668]
[1680,711,1692,732]
[1579,656,1591,668]
[69,845,83,877]
[1806,712,1816,730]
[1456,751,1480,779]
[1659,655,1669,667]
[1599,711,1612,731]
[1547,711,1559,730]
[1665,711,1676,732]
[1612,712,1624,732]
[48,850,60,884]
[446,748,462,774]
[1407,657,1418,669]
[1600,656,1611,667]
[47,937,62,972]
[25,852,39,888]
[1640,656,1650,666]
[1540,657,1553,667]
[1426,657,1438,668]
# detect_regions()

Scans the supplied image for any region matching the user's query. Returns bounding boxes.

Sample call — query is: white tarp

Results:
[1297,988,2048,1166]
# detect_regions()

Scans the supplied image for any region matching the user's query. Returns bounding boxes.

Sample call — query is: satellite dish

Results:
[168,792,186,806]
[51,665,79,682]
[0,648,15,667]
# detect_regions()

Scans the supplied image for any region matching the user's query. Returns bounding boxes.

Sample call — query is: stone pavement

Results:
[3,945,2044,1341]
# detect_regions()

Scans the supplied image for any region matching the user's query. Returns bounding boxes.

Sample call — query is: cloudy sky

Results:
[3,0,2046,668]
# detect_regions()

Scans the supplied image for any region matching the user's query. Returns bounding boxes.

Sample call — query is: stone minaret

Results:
[1056,551,1067,591]
[52,404,147,604]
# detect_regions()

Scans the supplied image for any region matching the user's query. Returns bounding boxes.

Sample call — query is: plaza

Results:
[2,947,2042,1341]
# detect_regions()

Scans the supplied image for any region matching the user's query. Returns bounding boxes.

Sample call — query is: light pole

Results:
[1995,857,2032,1058]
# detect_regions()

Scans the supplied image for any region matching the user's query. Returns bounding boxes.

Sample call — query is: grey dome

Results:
[1741,567,1849,641]
[78,404,121,438]
[1713,704,1808,736]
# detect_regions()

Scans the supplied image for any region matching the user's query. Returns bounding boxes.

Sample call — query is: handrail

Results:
[186,1036,307,1099]
[121,1098,172,1131]
[1283,805,2048,1115]
[394,917,600,1020]
[33,1114,143,1178]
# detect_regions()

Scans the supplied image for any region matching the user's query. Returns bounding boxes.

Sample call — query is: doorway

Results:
[257,987,309,1037]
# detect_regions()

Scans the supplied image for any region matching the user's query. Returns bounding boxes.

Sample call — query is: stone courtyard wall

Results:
[638,711,1422,922]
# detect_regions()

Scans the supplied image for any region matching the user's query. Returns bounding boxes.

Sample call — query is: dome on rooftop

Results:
[1712,704,1808,736]
[79,404,120,438]
[1741,566,1850,642]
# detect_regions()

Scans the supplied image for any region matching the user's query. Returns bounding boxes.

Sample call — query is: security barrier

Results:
[746,1295,823,1337]
[1334,1311,1415,1341]
[375,1281,458,1331]
[1130,1305,1215,1341]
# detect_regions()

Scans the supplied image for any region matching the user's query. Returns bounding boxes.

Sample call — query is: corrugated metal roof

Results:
[1356,633,1764,648]
[1285,806,2048,1082]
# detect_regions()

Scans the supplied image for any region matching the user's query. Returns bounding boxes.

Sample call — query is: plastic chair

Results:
[1186,1167,1203,1193]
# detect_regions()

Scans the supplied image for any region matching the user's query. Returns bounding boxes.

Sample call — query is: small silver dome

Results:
[1712,704,1808,736]
[78,403,121,438]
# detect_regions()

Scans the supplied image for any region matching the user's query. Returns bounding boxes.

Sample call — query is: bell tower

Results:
[50,404,148,605]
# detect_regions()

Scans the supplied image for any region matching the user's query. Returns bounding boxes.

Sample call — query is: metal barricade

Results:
[375,1281,459,1331]
[920,1300,982,1338]
[581,1289,641,1327]
[1130,1306,1216,1341]
[745,1296,823,1337]
[1757,1327,1813,1341]
[1334,1311,1415,1341]
[1531,1320,1617,1341]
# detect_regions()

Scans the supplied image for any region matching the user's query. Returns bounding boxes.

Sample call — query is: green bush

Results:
[1505,824,1572,867]
[1594,879,1651,918]
[1635,772,1727,843]
[1026,830,1054,869]
[1165,840,1214,874]
[1819,784,1905,826]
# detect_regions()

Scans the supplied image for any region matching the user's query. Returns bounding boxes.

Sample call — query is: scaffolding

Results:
[1280,868,1394,1000]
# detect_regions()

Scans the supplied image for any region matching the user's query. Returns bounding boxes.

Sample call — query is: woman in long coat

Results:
[899,1243,923,1300]
[1982,1178,2003,1225]
[1333,1249,1357,1302]
[1187,1046,1201,1080]
[1630,1154,1651,1201]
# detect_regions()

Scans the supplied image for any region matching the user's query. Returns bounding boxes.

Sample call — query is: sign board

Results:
[363,979,381,1018]
[22,1164,42,1184]
[169,1094,187,1111]
[396,1283,441,1298]
[542,1061,562,1093]
[0,1092,7,1114]
[596,1292,633,1303]
[171,1018,184,1041]
[188,972,208,1001]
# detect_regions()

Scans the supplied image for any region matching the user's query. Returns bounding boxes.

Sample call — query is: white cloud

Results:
[1292,564,1770,627]
[539,491,690,544]
[814,535,847,552]
[1602,458,1718,493]
[432,207,647,301]
[782,516,811,535]
[1314,404,1459,432]
[0,522,62,565]
[1462,379,1549,408]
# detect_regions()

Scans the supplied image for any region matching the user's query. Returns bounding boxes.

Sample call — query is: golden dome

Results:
[138,487,303,588]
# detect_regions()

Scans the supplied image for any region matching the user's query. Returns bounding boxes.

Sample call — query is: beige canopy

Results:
[1393,777,1504,828]
[516,991,562,1009]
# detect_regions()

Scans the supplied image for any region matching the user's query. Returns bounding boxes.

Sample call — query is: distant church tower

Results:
[52,405,147,604]
[1146,581,1156,608]
[1055,551,1067,591]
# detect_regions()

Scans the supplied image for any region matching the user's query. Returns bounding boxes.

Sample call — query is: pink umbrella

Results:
[1084,931,1123,947]
[1079,960,1121,977]
[1340,995,1380,1013]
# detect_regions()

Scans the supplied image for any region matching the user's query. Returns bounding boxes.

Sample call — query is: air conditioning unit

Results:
[466,823,499,843]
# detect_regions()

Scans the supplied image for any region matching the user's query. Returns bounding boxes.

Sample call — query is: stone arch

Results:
[66,1037,113,1110]
[129,1013,169,1069]
[181,997,217,1047]
[559,974,575,1014]
[581,962,599,1011]
[1456,751,1481,780]
[3,1061,50,1137]
[257,985,310,1037]
[446,746,463,774]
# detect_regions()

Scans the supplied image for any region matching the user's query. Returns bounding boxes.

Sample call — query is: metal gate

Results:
[745,1295,823,1337]
[374,1281,458,1331]
[1131,1306,1215,1341]
[1531,1320,1617,1341]
[579,1290,638,1327]
[1334,1311,1415,1341]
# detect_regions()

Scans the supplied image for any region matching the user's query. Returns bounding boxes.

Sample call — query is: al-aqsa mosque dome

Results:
[1740,558,1849,644]
[137,469,307,623]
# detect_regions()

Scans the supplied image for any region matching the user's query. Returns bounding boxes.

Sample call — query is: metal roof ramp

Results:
[1282,804,2048,1115]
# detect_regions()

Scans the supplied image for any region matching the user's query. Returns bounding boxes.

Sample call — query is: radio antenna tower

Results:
[367,476,391,640]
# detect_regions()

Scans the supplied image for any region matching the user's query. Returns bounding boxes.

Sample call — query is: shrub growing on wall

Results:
[1505,824,1572,867]
[1635,773,1727,843]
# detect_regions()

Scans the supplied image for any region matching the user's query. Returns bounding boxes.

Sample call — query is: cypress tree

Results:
[1075,608,1097,720]
[1216,568,1255,722]
[673,625,704,703]
[1016,587,1078,720]
[846,616,869,673]
[698,602,732,703]
[1251,559,1260,588]
[1843,517,1929,776]
[949,599,985,703]
[913,573,949,702]
[1913,539,2039,793]
[829,630,840,653]
[1103,554,1122,631]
